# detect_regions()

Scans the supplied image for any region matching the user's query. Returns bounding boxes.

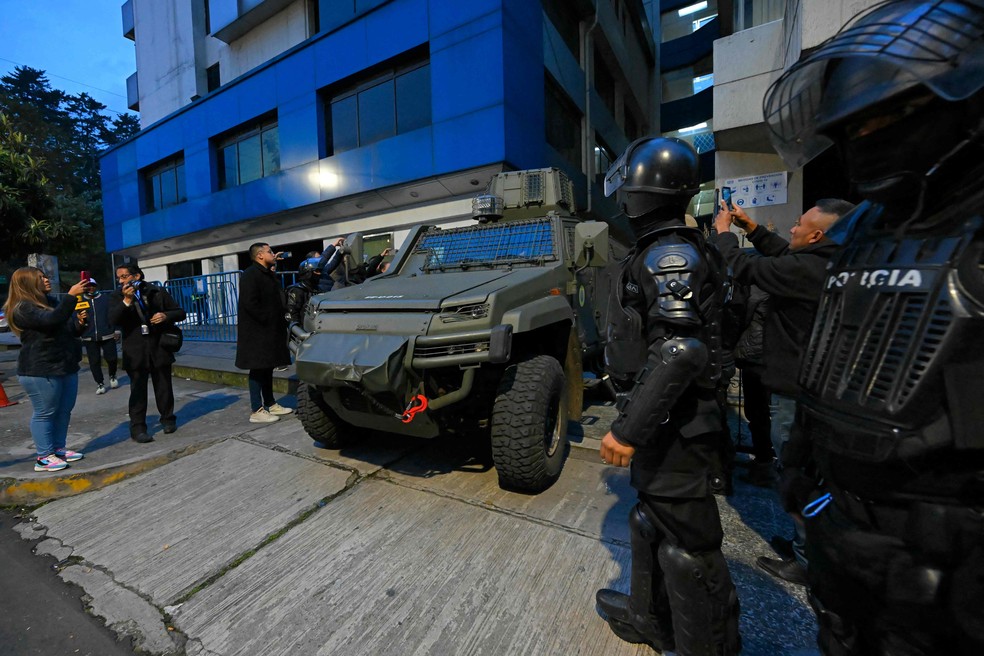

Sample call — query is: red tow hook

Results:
[401,394,428,423]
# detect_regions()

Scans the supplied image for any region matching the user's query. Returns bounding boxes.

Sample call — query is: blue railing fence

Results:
[162,270,302,343]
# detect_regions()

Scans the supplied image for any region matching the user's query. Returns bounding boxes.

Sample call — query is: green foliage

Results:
[0,66,139,284]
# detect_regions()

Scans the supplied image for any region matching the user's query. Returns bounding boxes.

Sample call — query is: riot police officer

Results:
[596,136,741,656]
[285,257,321,327]
[762,1,984,653]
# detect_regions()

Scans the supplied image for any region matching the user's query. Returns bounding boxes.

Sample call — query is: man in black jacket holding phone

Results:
[711,198,853,584]
[109,264,186,443]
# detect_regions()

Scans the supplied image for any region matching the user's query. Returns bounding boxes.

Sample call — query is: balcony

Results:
[122,0,134,40]
[210,0,295,43]
[126,72,139,111]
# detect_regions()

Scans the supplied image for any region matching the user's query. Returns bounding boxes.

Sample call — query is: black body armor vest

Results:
[798,202,984,504]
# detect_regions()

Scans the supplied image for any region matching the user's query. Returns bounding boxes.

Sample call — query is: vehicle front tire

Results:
[296,382,348,449]
[490,355,569,493]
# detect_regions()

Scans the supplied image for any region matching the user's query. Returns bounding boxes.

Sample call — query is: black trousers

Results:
[84,340,118,385]
[740,367,773,462]
[126,364,175,435]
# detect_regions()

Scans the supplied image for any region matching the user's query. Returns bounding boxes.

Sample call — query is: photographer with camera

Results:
[109,263,186,443]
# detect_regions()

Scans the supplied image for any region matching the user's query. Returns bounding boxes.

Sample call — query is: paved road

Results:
[0,509,137,655]
[2,356,818,655]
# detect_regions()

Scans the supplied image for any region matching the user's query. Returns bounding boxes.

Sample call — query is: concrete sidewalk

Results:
[0,332,614,504]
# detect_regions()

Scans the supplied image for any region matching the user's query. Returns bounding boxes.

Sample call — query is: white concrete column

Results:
[142,265,168,285]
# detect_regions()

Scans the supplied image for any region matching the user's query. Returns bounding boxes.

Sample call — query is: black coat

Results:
[13,294,84,376]
[712,226,838,396]
[108,283,186,370]
[236,263,291,369]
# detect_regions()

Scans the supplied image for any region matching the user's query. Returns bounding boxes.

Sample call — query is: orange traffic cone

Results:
[0,379,18,407]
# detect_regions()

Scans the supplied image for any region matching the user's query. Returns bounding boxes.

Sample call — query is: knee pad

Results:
[658,543,741,656]
[629,504,660,543]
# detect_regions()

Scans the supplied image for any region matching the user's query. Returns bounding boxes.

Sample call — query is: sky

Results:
[0,0,136,116]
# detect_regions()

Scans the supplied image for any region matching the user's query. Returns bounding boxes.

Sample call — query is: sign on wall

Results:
[722,171,788,208]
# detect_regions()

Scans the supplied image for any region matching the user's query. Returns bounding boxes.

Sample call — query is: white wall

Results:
[133,0,199,126]
[139,199,474,272]
[715,150,802,235]
[224,1,310,80]
[133,0,310,126]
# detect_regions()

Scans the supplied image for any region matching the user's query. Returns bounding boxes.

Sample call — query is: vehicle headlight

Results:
[439,303,490,323]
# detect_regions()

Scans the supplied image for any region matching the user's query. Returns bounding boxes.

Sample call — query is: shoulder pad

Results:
[639,241,708,324]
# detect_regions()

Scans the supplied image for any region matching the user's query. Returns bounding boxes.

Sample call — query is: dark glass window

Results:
[143,155,186,213]
[396,64,430,133]
[545,76,582,169]
[330,96,359,153]
[325,50,431,156]
[543,0,581,61]
[206,63,220,92]
[594,135,615,185]
[594,50,617,118]
[217,117,280,190]
[358,80,396,145]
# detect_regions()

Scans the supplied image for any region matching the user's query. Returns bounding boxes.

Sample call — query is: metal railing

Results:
[163,270,306,343]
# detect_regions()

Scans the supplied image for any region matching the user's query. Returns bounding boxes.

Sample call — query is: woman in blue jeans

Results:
[3,268,90,472]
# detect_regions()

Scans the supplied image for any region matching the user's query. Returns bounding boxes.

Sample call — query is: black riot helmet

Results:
[604,137,701,219]
[764,1,984,210]
[297,257,320,284]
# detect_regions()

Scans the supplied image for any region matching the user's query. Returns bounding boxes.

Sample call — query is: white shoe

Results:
[267,403,293,416]
[96,384,106,395]
[249,408,280,423]
[109,377,119,389]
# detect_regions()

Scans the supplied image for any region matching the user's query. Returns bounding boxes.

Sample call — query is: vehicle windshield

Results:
[415,218,557,272]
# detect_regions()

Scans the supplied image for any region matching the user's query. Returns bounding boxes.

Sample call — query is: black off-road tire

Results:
[296,382,349,449]
[490,355,569,492]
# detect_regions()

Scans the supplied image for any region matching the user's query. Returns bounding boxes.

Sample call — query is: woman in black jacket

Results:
[2,267,90,472]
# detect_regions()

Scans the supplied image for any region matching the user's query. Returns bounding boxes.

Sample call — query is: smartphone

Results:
[721,186,735,211]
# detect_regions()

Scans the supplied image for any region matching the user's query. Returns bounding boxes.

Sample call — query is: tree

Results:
[0,67,140,287]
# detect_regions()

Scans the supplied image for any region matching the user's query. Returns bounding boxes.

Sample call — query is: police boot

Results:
[658,543,741,656]
[596,505,675,652]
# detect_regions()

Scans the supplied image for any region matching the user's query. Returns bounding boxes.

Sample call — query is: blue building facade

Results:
[103,0,656,274]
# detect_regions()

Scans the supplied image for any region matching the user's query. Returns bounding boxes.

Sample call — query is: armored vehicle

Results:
[291,168,625,492]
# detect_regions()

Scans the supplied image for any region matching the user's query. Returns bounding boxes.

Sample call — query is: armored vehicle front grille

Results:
[416,218,557,271]
[802,290,953,414]
[415,340,490,359]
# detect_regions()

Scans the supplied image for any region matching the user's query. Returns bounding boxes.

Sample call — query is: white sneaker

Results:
[96,384,106,395]
[267,403,293,416]
[249,408,280,423]
[109,377,119,389]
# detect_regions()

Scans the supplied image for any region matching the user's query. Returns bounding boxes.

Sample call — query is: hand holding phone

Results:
[722,186,735,211]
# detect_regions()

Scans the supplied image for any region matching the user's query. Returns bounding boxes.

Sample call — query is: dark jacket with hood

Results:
[14,294,84,377]
[712,225,838,396]
[80,291,117,341]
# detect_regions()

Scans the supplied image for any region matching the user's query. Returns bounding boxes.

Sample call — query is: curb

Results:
[0,439,223,507]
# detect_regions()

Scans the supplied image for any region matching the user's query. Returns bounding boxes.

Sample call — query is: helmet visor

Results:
[763,0,984,168]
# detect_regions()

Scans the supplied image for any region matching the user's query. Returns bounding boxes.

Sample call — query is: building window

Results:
[662,1,719,42]
[325,49,431,156]
[545,76,582,169]
[594,49,617,118]
[594,135,615,186]
[543,0,581,61]
[206,63,220,92]
[217,116,280,189]
[143,155,186,213]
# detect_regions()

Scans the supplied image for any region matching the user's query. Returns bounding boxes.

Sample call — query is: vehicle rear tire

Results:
[491,354,568,493]
[296,382,348,449]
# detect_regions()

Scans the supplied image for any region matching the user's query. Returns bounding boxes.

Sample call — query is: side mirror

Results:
[574,221,609,268]
[345,232,364,265]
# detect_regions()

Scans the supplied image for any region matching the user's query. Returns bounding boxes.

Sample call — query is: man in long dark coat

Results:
[236,242,293,423]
